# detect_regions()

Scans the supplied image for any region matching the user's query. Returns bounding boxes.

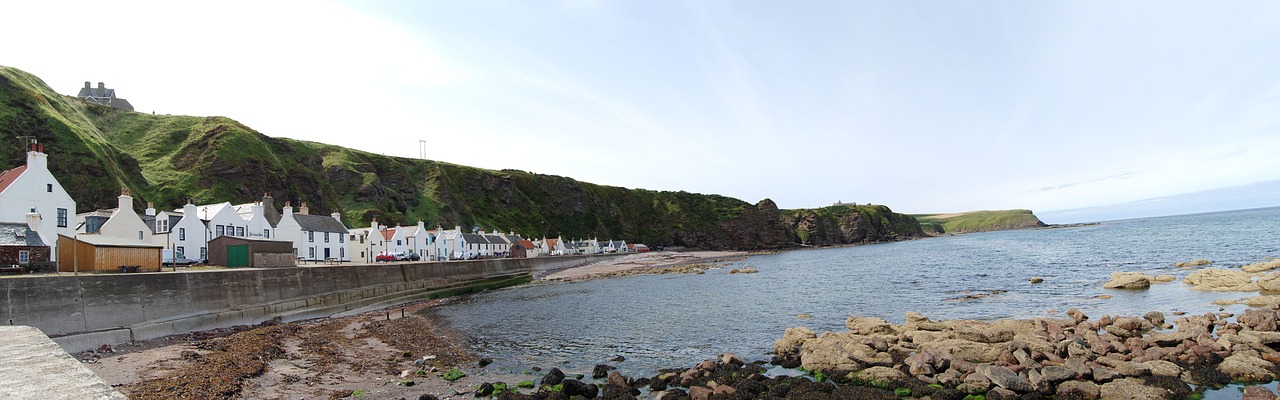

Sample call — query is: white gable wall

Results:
[0,150,76,261]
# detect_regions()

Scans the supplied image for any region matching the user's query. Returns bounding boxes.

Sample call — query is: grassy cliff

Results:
[0,66,923,249]
[913,209,1046,234]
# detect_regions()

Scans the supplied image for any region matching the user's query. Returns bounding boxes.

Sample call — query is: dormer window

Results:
[46,183,52,192]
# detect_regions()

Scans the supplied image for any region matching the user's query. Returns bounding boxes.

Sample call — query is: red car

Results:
[375,253,398,262]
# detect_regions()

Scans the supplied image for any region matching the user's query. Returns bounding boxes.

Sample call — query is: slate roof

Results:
[0,223,45,247]
[461,233,486,243]
[295,214,348,233]
[0,165,27,194]
[141,214,183,233]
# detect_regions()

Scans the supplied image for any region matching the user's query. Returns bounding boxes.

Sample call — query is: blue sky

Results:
[4,1,1279,223]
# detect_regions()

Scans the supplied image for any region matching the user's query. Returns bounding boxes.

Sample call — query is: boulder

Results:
[1219,353,1276,381]
[1030,277,1044,284]
[593,364,615,379]
[561,379,599,399]
[1143,311,1165,327]
[1056,380,1100,399]
[1141,360,1182,377]
[857,366,907,382]
[1243,259,1280,273]
[845,316,896,335]
[1242,385,1279,400]
[774,327,816,356]
[920,339,1004,363]
[1153,274,1177,283]
[1099,378,1175,400]
[1246,295,1280,308]
[1184,269,1257,291]
[1104,272,1152,290]
[976,364,1033,393]
[958,372,992,394]
[541,367,565,386]
[1239,309,1279,332]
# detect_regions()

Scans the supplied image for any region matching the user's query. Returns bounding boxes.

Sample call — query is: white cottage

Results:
[401,221,433,261]
[0,143,76,261]
[163,201,211,262]
[97,190,151,242]
[275,202,349,261]
[430,226,466,261]
[233,201,275,240]
[196,202,250,239]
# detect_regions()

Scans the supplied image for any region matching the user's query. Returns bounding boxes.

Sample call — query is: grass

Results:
[913,209,1044,234]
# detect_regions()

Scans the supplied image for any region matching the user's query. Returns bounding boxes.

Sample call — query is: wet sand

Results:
[540,251,748,281]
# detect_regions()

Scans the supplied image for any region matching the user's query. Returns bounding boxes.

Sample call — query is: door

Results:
[227,244,250,267]
[323,248,331,259]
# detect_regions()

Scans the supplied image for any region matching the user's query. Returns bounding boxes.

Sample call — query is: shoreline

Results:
[538,250,750,281]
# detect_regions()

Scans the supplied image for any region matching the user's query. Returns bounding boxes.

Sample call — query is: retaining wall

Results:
[1,255,607,352]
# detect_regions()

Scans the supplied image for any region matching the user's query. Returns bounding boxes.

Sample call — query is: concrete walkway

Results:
[0,326,125,400]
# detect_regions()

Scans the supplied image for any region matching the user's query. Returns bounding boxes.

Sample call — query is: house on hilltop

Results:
[77,81,134,111]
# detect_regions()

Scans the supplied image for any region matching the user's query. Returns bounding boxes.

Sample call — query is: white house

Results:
[163,200,210,262]
[536,236,568,256]
[348,225,380,263]
[600,239,627,253]
[196,202,250,239]
[275,202,349,261]
[401,221,433,261]
[233,201,275,240]
[0,143,76,261]
[378,225,408,258]
[430,226,466,260]
[97,190,151,242]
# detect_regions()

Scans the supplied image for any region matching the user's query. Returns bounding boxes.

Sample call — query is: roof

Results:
[515,239,536,249]
[380,228,397,240]
[295,214,348,233]
[194,203,234,221]
[0,223,45,247]
[0,165,27,194]
[461,233,486,243]
[63,234,163,248]
[546,238,559,246]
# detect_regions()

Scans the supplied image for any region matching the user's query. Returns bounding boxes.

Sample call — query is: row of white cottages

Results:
[0,145,642,266]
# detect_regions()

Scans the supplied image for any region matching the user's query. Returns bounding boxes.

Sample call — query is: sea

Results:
[423,206,1280,395]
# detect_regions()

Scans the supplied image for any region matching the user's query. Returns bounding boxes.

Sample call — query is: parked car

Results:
[375,252,398,262]
[163,249,197,266]
[396,251,421,261]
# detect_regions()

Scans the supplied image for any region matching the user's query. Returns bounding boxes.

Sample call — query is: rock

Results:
[1246,295,1280,308]
[418,395,439,400]
[476,382,495,397]
[987,387,1018,399]
[600,384,637,400]
[1067,308,1089,323]
[1242,259,1280,273]
[1030,277,1044,284]
[478,357,493,367]
[1141,360,1182,377]
[1239,309,1279,331]
[1091,365,1121,382]
[1103,272,1152,290]
[1219,353,1276,381]
[1056,380,1100,399]
[976,364,1033,393]
[1099,378,1174,400]
[1153,274,1177,283]
[958,372,992,394]
[1040,365,1077,382]
[686,386,712,400]
[656,389,687,400]
[607,371,627,388]
[1184,269,1257,291]
[720,353,745,366]
[954,326,1015,344]
[858,366,907,382]
[593,364,615,379]
[541,367,565,386]
[774,327,816,356]
[610,355,626,362]
[1143,311,1165,327]
[1243,385,1279,400]
[729,267,758,274]
[561,379,598,399]
[845,316,896,335]
[1174,259,1213,268]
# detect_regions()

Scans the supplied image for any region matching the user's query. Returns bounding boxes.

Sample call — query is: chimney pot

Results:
[98,82,105,89]
[85,81,91,89]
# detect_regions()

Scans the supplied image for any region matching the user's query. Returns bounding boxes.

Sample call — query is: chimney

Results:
[84,81,91,89]
[282,201,293,216]
[98,82,105,89]
[299,202,309,215]
[261,193,274,213]
[183,200,198,219]
[145,202,156,216]
[25,209,41,232]
[332,211,342,223]
[26,141,48,171]
[117,189,133,213]
[371,217,379,231]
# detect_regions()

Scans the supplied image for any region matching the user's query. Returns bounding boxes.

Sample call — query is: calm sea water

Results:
[424,207,1280,379]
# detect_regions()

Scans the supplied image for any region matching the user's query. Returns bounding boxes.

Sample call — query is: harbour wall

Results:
[0,255,609,352]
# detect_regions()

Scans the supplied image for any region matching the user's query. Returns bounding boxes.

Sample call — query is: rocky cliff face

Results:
[0,66,924,250]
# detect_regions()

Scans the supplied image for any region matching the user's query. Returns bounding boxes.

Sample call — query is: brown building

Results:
[0,223,50,269]
[207,236,295,268]
[57,234,162,273]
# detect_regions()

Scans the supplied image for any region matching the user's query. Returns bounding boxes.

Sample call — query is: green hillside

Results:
[913,209,1046,234]
[0,66,924,249]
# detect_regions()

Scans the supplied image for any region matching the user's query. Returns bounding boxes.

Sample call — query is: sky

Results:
[4,1,1280,223]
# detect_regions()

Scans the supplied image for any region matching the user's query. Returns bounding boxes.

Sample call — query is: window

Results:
[176,246,185,256]
[339,234,344,244]
[236,227,244,236]
[138,231,144,240]
[18,251,29,264]
[308,231,314,242]
[157,220,168,233]
[264,229,270,238]
[396,239,402,246]
[308,247,315,259]
[324,232,330,243]
[340,248,345,258]
[46,183,52,193]
[200,247,207,261]
[216,225,225,237]
[57,208,67,228]
[294,248,298,255]
[179,228,186,241]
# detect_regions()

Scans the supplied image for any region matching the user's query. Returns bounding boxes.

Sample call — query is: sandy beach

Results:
[540,251,749,281]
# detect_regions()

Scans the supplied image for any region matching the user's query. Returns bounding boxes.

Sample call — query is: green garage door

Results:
[227,244,250,267]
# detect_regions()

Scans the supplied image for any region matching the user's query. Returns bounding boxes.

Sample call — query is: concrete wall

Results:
[1,255,608,352]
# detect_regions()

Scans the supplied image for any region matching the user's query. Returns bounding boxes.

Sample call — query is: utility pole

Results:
[418,140,427,159]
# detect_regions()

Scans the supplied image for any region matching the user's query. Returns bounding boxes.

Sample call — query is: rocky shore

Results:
[541,251,749,281]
